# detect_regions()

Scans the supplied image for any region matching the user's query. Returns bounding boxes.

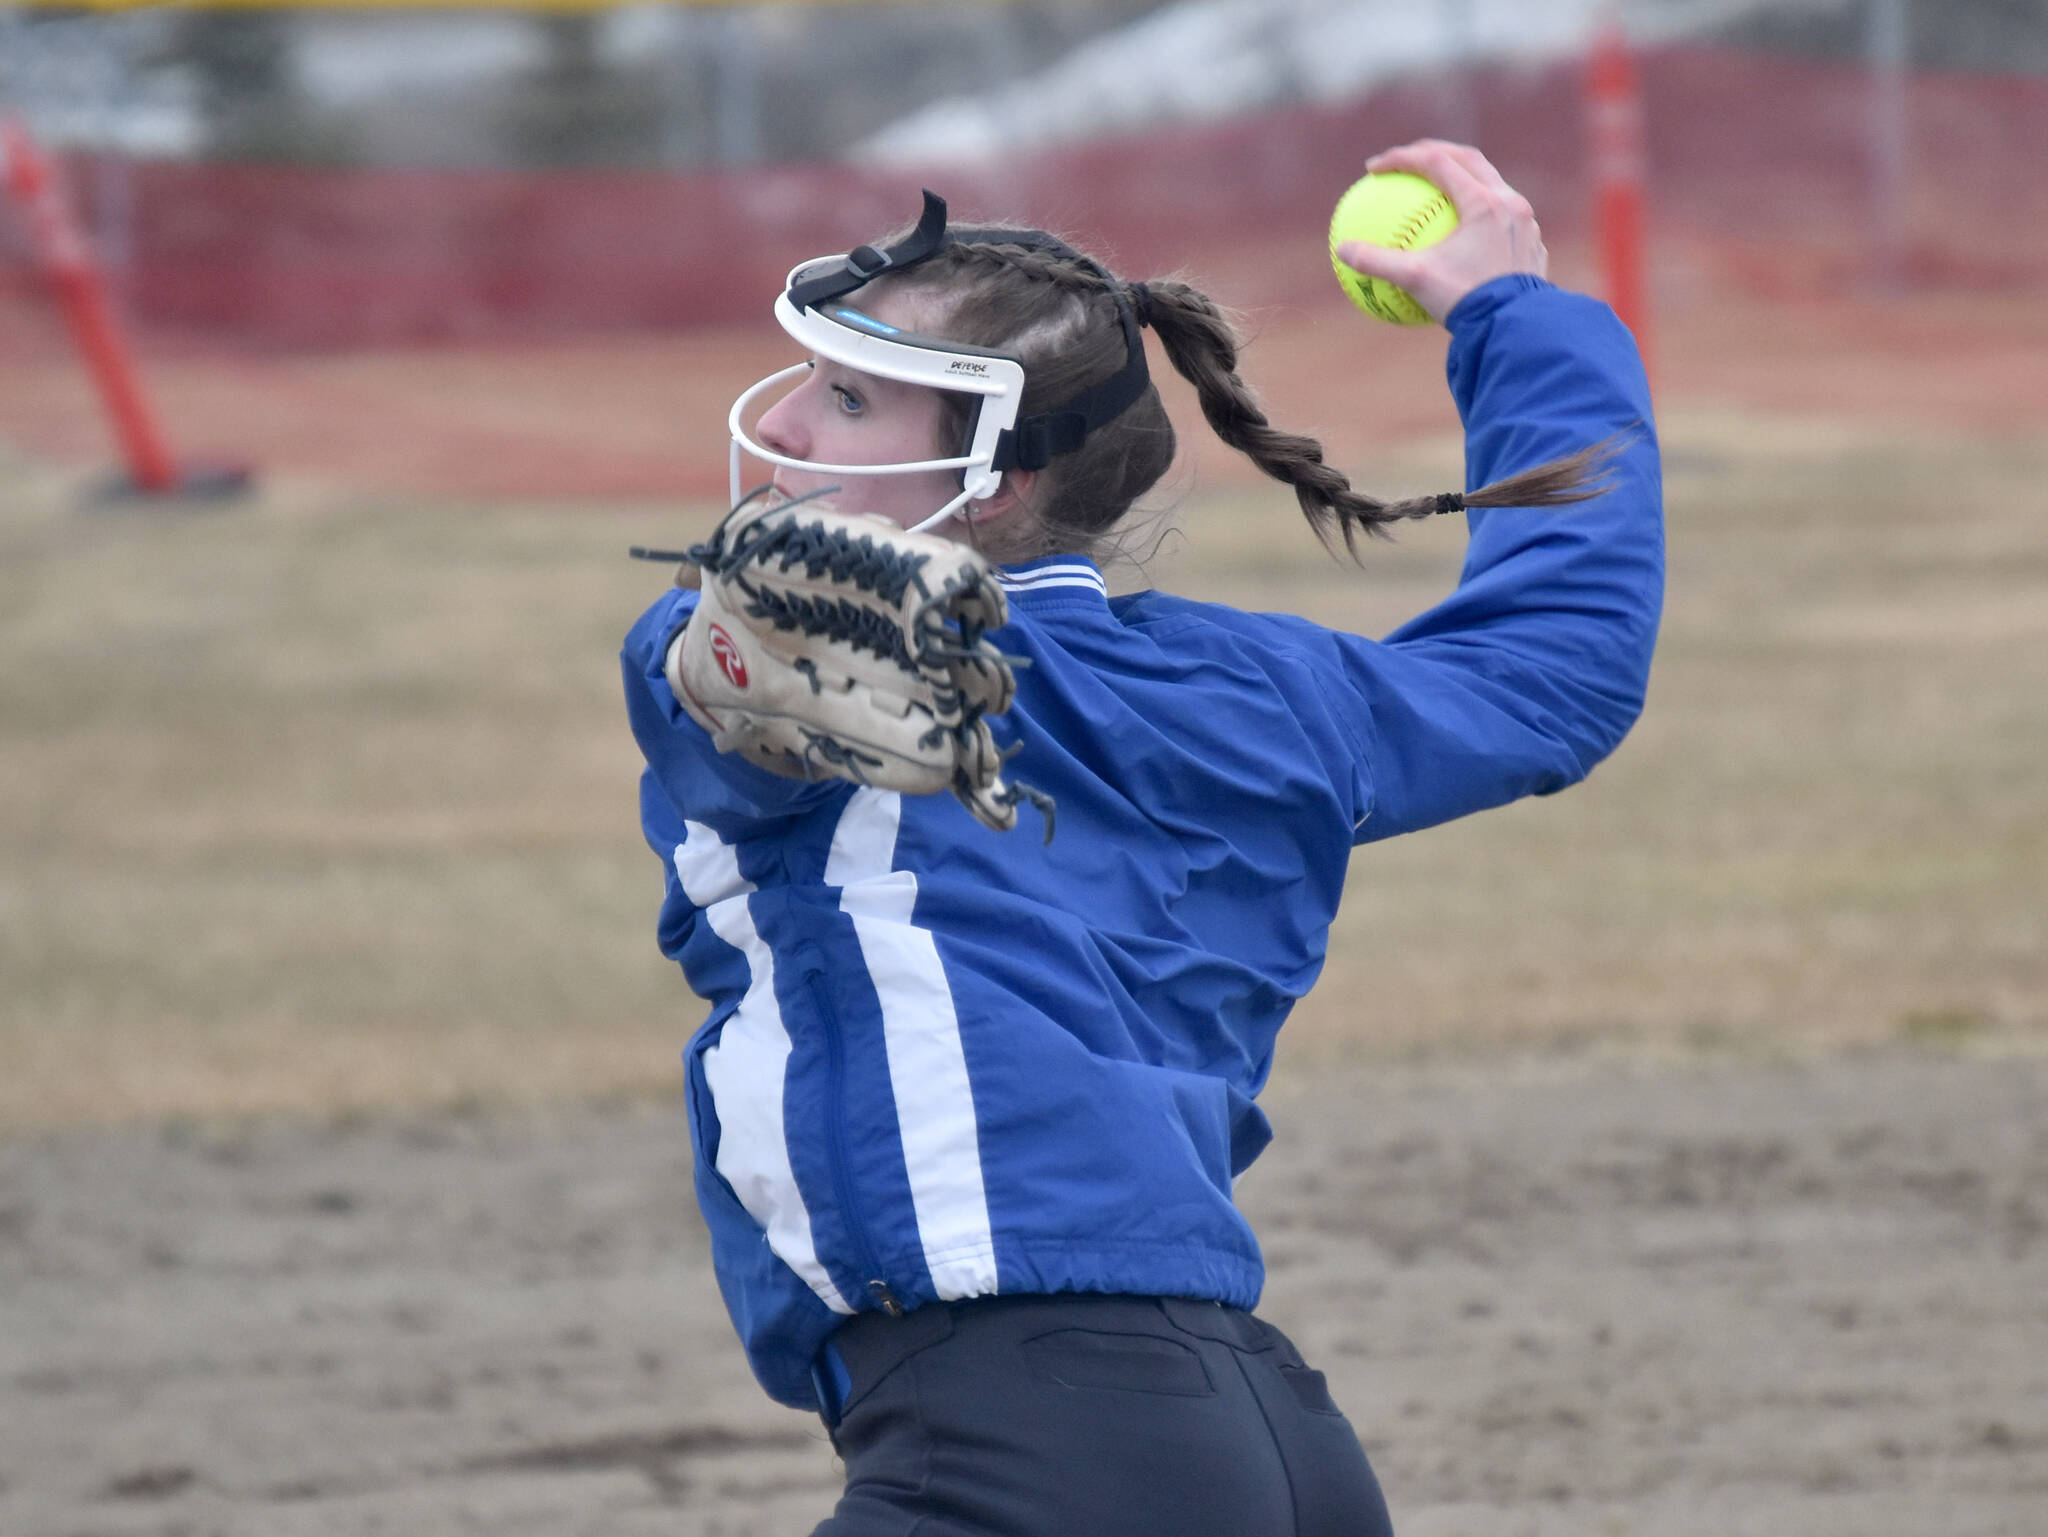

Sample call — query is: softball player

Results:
[624,139,1662,1536]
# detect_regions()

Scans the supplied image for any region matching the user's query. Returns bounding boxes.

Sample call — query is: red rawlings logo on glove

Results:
[708,623,748,689]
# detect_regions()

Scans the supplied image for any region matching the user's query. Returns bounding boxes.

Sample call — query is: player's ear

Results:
[964,467,1035,524]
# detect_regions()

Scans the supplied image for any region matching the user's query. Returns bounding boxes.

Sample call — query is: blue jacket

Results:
[623,276,1662,1410]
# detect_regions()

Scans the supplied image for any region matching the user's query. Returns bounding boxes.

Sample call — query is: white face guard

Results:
[726,190,1151,537]
[728,259,1029,535]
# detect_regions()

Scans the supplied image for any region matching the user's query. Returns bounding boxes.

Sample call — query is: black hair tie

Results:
[1433,491,1467,515]
[1127,281,1156,329]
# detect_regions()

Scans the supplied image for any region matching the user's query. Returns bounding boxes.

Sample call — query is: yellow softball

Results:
[1328,171,1460,326]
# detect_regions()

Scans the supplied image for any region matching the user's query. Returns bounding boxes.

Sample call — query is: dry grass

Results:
[2,414,2044,1129]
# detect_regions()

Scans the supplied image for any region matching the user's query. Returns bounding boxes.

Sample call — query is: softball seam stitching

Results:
[1391,195,1453,250]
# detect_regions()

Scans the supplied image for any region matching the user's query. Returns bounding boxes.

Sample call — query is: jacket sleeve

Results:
[1331,274,1664,843]
[622,587,848,842]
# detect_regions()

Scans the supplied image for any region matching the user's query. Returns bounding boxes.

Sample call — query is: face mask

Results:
[727,190,1151,535]
[727,284,1027,535]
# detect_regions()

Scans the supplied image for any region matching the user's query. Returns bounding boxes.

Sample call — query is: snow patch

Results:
[853,0,1838,166]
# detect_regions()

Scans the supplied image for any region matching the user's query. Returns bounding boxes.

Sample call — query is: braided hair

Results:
[866,228,1612,562]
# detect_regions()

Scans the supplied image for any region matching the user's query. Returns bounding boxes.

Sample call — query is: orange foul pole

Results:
[1,117,179,492]
[1588,17,1651,383]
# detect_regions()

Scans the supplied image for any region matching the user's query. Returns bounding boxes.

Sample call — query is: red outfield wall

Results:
[5,47,2047,349]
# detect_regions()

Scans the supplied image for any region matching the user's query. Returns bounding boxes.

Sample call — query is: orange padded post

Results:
[1588,17,1651,383]
[2,117,178,492]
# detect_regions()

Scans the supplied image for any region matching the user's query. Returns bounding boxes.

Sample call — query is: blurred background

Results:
[1,0,2044,1127]
[5,0,2045,490]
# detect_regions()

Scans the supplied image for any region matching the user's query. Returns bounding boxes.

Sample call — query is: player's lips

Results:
[770,475,827,506]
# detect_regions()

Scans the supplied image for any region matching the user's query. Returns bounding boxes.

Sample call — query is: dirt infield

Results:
[4,1047,2045,1536]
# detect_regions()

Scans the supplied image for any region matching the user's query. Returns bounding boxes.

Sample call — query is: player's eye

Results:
[831,385,865,416]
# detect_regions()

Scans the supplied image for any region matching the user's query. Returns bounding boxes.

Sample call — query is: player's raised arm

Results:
[1183,141,1659,840]
[1327,285,1660,842]
[1317,143,1662,840]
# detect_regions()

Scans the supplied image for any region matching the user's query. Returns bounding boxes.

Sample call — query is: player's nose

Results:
[755,386,808,460]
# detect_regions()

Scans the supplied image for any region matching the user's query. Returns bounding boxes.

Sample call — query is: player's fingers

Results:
[1368,137,1502,189]
[1439,145,1543,235]
[1439,142,1520,202]
[1425,140,1495,179]
[1368,140,1534,225]
[1363,139,1465,181]
[1361,140,1491,218]
[1364,136,1467,172]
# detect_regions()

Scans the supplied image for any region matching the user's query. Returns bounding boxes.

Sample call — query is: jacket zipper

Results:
[804,971,904,1317]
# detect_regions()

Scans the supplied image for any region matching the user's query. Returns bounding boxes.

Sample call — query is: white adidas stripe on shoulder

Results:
[999,563,1106,596]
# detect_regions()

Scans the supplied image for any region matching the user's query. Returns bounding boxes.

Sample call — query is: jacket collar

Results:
[996,554,1107,605]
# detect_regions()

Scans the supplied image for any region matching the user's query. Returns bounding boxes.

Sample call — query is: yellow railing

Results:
[10,0,997,11]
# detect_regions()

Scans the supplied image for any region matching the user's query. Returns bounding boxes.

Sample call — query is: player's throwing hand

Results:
[1334,139,1550,323]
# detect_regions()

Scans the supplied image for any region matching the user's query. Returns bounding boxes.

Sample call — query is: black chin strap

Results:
[784,190,1152,476]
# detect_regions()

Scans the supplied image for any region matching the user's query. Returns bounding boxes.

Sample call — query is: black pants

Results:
[810,1294,1394,1537]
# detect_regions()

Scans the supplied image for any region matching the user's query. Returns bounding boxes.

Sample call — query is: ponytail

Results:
[1142,278,1616,555]
[868,222,1613,563]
